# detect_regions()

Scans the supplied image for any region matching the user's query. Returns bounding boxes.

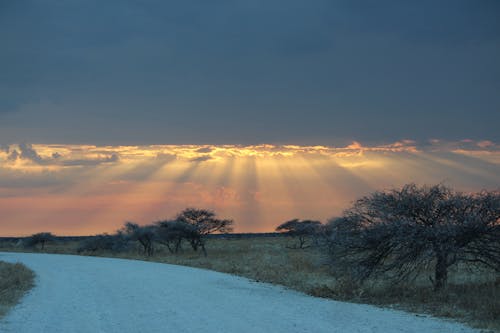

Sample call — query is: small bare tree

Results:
[176,208,234,256]
[24,232,56,250]
[276,219,322,249]
[122,222,156,256]
[328,184,500,291]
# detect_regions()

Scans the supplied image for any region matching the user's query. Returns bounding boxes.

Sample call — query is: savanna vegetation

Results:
[0,261,35,318]
[1,184,499,330]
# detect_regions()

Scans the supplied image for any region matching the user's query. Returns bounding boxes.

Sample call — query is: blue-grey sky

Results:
[1,0,499,145]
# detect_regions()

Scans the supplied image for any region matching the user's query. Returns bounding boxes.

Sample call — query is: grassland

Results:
[1,236,499,331]
[0,261,35,318]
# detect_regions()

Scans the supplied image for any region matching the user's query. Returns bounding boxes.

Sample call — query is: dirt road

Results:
[0,252,476,333]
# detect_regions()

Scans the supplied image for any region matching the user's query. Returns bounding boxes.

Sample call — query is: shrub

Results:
[77,233,129,254]
[0,261,35,317]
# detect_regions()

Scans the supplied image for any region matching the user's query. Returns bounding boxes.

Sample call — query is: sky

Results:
[0,1,499,235]
[1,141,499,236]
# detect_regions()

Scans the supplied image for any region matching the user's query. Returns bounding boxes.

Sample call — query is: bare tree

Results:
[328,184,500,291]
[176,208,234,256]
[24,232,56,250]
[276,219,322,249]
[122,222,156,256]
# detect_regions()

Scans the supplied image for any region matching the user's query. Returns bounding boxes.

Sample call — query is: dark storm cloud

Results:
[0,0,499,144]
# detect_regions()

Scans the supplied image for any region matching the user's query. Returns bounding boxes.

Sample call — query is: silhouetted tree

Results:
[328,184,500,291]
[176,208,234,256]
[24,232,56,250]
[276,219,322,249]
[122,222,156,256]
[155,220,193,254]
[77,233,129,254]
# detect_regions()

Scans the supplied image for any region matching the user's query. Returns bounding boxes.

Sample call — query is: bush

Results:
[77,234,129,254]
[0,261,35,317]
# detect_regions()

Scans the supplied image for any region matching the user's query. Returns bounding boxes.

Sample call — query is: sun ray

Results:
[254,155,301,229]
[289,153,352,219]
[221,155,262,232]
[1,142,499,235]
[82,157,180,231]
[16,159,144,233]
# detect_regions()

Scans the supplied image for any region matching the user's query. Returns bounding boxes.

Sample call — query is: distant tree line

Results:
[78,208,233,257]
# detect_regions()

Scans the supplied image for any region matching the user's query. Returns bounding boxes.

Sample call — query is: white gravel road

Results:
[0,252,477,333]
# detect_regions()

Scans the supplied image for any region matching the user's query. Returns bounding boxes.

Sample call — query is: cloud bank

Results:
[1,1,499,145]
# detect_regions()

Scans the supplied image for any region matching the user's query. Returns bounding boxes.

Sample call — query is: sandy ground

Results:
[0,252,478,333]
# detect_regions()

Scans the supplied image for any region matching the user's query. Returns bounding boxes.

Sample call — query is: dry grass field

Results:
[1,236,499,331]
[0,261,35,318]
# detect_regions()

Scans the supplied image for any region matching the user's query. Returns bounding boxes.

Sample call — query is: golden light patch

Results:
[0,141,498,235]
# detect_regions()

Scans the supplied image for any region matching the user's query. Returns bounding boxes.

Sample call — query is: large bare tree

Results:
[328,184,500,291]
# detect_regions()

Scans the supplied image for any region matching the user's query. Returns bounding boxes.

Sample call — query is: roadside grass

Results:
[1,237,498,331]
[0,261,35,318]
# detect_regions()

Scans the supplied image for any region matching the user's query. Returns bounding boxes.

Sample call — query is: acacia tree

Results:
[176,208,233,256]
[155,220,193,254]
[24,232,56,250]
[276,219,322,249]
[328,184,500,291]
[122,222,156,256]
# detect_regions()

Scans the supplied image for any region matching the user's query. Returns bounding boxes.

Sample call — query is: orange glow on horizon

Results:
[0,141,498,236]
